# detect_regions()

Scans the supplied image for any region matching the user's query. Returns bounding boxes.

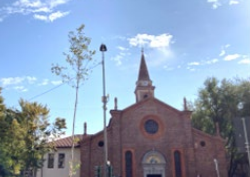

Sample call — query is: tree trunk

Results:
[70,81,79,177]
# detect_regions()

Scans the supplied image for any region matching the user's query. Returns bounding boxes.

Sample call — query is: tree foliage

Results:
[51,24,96,87]
[0,88,66,177]
[191,77,250,177]
[51,24,95,177]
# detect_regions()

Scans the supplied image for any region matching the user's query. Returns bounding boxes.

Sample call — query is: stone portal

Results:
[142,150,166,177]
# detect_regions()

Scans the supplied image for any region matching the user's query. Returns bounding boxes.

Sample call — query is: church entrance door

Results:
[147,174,162,177]
[142,150,166,177]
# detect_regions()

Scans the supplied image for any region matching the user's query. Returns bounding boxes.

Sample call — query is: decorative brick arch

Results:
[142,150,166,177]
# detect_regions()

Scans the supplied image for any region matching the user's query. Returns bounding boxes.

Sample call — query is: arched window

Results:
[174,151,182,177]
[125,151,133,177]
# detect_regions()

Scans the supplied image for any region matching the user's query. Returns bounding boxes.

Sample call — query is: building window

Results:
[144,119,159,134]
[125,151,133,177]
[98,140,104,147]
[47,153,54,168]
[200,141,206,147]
[174,151,182,177]
[58,153,65,168]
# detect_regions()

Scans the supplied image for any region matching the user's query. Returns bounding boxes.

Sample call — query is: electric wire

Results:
[27,61,102,101]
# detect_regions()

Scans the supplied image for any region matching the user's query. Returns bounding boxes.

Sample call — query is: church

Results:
[79,52,228,177]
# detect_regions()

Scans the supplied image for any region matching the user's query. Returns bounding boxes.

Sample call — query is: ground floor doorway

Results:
[147,174,162,177]
[142,150,166,177]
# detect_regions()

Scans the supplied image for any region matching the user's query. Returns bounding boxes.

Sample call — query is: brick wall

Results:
[80,98,227,177]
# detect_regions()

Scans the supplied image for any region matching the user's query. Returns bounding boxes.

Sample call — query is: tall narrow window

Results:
[125,151,133,177]
[58,153,65,168]
[48,153,54,168]
[174,151,182,177]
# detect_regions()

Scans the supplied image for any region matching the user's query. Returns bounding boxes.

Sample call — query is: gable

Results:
[121,97,183,115]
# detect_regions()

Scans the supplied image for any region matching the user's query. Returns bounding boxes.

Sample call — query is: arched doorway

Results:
[142,150,166,177]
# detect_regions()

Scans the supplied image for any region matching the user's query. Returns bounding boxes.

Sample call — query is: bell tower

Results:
[135,50,155,102]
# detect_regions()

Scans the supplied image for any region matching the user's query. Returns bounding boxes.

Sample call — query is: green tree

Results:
[0,95,66,177]
[191,77,250,177]
[51,24,95,177]
[0,90,26,177]
[0,88,4,116]
[18,99,66,177]
[0,88,11,177]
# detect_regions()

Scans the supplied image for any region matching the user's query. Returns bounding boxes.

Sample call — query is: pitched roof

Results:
[138,52,150,81]
[192,128,225,142]
[53,134,83,148]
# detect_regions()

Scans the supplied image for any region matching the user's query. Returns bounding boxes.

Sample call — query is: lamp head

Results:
[100,44,107,52]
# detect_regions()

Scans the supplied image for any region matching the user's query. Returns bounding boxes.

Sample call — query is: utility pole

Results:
[100,44,108,177]
[242,117,250,175]
[214,159,220,177]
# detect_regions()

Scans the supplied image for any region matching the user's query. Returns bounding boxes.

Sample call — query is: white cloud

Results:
[111,55,123,66]
[185,58,218,70]
[238,55,250,64]
[128,33,172,48]
[0,77,25,87]
[224,54,241,61]
[49,0,69,8]
[229,0,239,5]
[0,76,62,93]
[238,59,250,64]
[128,33,174,66]
[111,45,131,66]
[206,58,219,64]
[13,0,43,8]
[14,86,28,92]
[32,7,51,13]
[33,10,69,22]
[111,52,131,66]
[117,46,129,51]
[186,66,196,72]
[163,65,174,71]
[219,50,225,57]
[188,62,200,66]
[51,80,62,85]
[0,0,70,22]
[0,76,38,87]
[207,0,240,9]
[219,44,230,57]
[49,11,69,21]
[39,79,49,86]
[207,0,221,9]
[26,76,37,84]
[33,14,47,21]
[111,34,174,67]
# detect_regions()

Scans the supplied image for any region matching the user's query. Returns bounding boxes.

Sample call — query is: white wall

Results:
[37,148,81,177]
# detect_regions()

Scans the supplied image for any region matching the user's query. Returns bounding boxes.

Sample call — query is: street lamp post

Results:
[214,158,220,177]
[242,118,250,169]
[100,44,108,177]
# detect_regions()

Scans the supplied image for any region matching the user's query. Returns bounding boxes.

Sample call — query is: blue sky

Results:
[0,0,249,136]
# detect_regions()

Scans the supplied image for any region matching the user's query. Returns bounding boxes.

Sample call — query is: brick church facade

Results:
[80,52,227,177]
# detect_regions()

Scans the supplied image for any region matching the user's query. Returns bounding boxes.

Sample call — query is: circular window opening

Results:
[200,141,206,147]
[144,119,159,134]
[98,141,104,147]
[143,94,148,99]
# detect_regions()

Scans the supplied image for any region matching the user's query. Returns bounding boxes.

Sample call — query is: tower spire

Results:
[138,50,150,82]
[134,50,155,102]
